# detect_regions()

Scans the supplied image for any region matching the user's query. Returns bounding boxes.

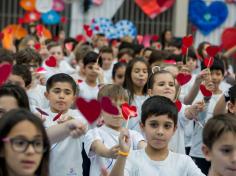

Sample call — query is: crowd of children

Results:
[0,26,236,176]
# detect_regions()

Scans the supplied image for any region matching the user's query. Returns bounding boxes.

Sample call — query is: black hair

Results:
[160,29,172,50]
[46,73,77,95]
[229,85,236,104]
[83,51,99,67]
[0,48,15,64]
[11,65,32,87]
[112,62,127,80]
[149,50,168,66]
[141,95,178,126]
[0,109,50,176]
[0,83,30,110]
[15,48,42,66]
[201,56,225,75]
[187,48,197,60]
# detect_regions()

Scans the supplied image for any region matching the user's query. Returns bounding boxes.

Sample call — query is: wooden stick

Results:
[174,86,181,102]
[125,115,130,128]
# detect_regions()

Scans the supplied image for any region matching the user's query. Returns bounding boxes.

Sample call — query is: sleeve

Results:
[178,104,191,129]
[129,130,145,150]
[185,156,206,176]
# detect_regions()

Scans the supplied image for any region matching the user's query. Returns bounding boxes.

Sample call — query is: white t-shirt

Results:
[43,108,87,176]
[103,67,113,84]
[179,74,197,102]
[78,81,99,100]
[124,149,205,176]
[84,125,145,176]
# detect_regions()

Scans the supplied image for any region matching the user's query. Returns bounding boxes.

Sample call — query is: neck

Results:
[213,88,222,95]
[105,124,122,132]
[208,167,220,176]
[85,79,97,87]
[133,85,144,96]
[7,167,34,176]
[145,145,169,161]
[50,107,68,114]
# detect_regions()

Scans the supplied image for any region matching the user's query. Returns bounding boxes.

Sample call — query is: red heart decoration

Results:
[200,84,212,97]
[53,112,63,121]
[0,64,12,86]
[60,16,67,24]
[86,29,93,38]
[45,56,57,67]
[36,24,44,36]
[176,73,192,86]
[0,32,4,40]
[204,57,214,68]
[137,35,144,44]
[94,26,100,31]
[18,17,24,24]
[75,34,86,43]
[182,35,193,48]
[163,60,176,65]
[100,96,119,115]
[36,67,46,74]
[175,99,182,112]
[121,103,137,120]
[36,108,49,116]
[181,46,188,55]
[83,24,90,31]
[65,43,73,51]
[206,45,221,57]
[151,35,159,41]
[76,97,101,124]
[34,43,41,51]
[222,28,236,51]
[77,79,83,84]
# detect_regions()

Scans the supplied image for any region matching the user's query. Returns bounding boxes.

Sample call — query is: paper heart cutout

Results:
[182,35,193,48]
[175,99,182,112]
[163,60,176,65]
[34,43,41,50]
[0,64,12,86]
[204,57,214,68]
[36,67,47,74]
[35,108,49,116]
[45,56,57,67]
[94,26,100,31]
[75,34,86,43]
[200,84,212,97]
[18,18,24,24]
[83,24,90,31]
[176,73,192,86]
[36,24,44,36]
[65,42,73,51]
[151,35,159,41]
[137,35,144,44]
[60,16,67,23]
[77,79,83,84]
[181,46,188,55]
[100,96,119,115]
[189,0,228,35]
[206,45,221,57]
[0,32,4,40]
[76,97,101,124]
[222,28,236,50]
[53,112,63,121]
[121,103,137,120]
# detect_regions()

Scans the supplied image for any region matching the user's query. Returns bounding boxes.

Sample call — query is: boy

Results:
[84,84,146,176]
[109,96,204,176]
[41,73,87,176]
[78,51,104,100]
[202,114,236,176]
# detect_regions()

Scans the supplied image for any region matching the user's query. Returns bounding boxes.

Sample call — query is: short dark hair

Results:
[229,85,236,104]
[197,41,210,59]
[12,65,32,87]
[47,42,61,51]
[0,109,50,176]
[149,50,168,65]
[83,51,99,66]
[15,48,42,66]
[0,48,15,64]
[203,113,236,149]
[201,56,225,75]
[100,46,113,54]
[117,48,134,60]
[46,73,77,95]
[141,95,178,126]
[112,62,127,80]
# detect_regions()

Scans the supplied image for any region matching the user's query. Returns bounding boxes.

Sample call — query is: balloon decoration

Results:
[90,17,137,39]
[20,0,36,11]
[189,0,228,35]
[135,0,176,19]
[23,10,41,23]
[41,10,61,25]
[35,0,53,13]
[52,0,65,12]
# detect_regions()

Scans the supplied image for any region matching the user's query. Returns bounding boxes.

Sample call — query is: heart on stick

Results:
[53,112,63,121]
[35,108,49,116]
[76,97,101,124]
[175,99,182,112]
[100,96,119,115]
[176,73,192,86]
[204,57,214,68]
[34,43,41,50]
[206,45,221,57]
[182,35,193,48]
[181,46,188,55]
[121,103,137,120]
[200,84,212,97]
[45,56,57,67]
[0,64,12,86]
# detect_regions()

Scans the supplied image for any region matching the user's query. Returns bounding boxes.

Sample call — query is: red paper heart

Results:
[34,43,41,50]
[121,103,137,120]
[200,84,212,97]
[36,24,44,36]
[206,45,221,57]
[83,24,90,31]
[75,34,86,43]
[100,96,119,115]
[181,46,188,55]
[151,35,159,41]
[94,26,100,31]
[222,27,236,50]
[182,35,193,48]
[204,57,214,68]
[0,64,12,86]
[77,79,83,84]
[60,16,67,24]
[18,17,24,24]
[176,73,192,86]
[76,97,101,124]
[36,67,46,74]
[175,99,182,112]
[86,29,93,38]
[36,108,49,116]
[45,56,57,67]
[53,112,63,121]
[0,32,4,40]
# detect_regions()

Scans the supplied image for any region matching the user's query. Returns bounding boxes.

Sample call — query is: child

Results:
[0,109,50,176]
[123,58,150,131]
[117,48,134,63]
[0,48,15,64]
[202,114,236,176]
[142,47,153,61]
[84,84,146,176]
[109,96,204,176]
[112,61,127,86]
[78,51,103,100]
[41,73,87,176]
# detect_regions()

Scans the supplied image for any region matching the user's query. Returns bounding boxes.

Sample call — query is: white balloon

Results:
[35,0,53,13]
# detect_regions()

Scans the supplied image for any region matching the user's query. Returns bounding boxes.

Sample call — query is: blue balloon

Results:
[42,10,61,25]
[189,0,228,35]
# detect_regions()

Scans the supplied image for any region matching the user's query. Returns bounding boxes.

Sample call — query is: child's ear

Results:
[147,89,153,96]
[44,91,49,100]
[202,144,211,161]
[228,102,236,114]
[139,122,145,132]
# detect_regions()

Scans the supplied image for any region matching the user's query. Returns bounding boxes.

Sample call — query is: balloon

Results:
[23,11,41,23]
[53,0,65,12]
[41,10,60,25]
[35,0,53,13]
[20,0,36,11]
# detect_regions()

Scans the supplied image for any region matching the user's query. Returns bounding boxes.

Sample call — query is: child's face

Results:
[96,37,108,49]
[27,39,36,50]
[84,63,99,82]
[45,82,76,113]
[149,73,176,101]
[2,120,43,176]
[186,57,197,72]
[0,96,18,118]
[49,46,64,62]
[7,74,26,89]
[113,66,126,86]
[141,114,176,150]
[203,132,236,176]
[131,61,148,88]
[143,50,152,61]
[121,54,133,63]
[101,53,113,70]
[211,70,224,91]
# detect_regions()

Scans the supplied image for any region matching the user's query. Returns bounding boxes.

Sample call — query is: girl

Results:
[160,29,173,50]
[112,61,127,86]
[0,109,50,176]
[123,58,150,131]
[202,113,236,176]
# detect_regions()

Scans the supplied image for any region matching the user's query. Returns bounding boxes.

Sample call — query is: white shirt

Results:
[43,108,87,176]
[124,149,205,176]
[84,125,145,176]
[78,81,99,100]
[103,67,113,84]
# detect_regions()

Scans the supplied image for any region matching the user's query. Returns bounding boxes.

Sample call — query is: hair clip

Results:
[152,66,161,74]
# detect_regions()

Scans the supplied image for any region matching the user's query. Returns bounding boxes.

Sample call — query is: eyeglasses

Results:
[2,137,46,154]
